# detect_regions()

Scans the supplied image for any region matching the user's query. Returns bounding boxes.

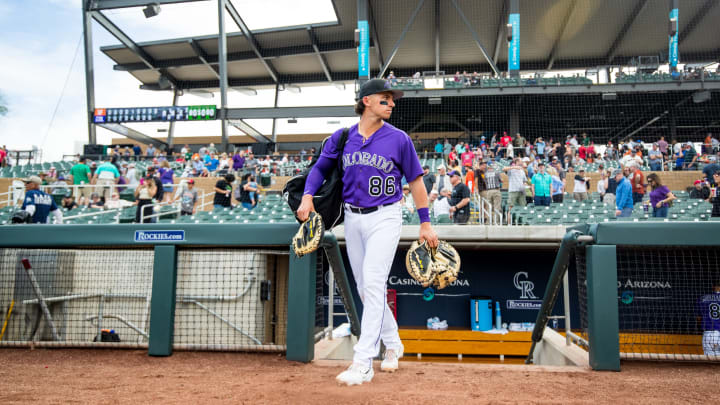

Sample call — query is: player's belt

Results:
[346,202,394,215]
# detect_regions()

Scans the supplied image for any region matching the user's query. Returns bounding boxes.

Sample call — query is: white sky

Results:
[0,0,355,162]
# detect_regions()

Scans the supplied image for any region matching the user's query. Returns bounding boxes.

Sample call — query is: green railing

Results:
[0,223,359,363]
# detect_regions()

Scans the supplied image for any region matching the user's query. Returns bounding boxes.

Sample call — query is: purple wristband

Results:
[417,207,430,224]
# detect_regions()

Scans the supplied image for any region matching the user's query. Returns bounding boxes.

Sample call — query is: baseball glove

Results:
[292,211,324,257]
[405,240,437,287]
[432,241,461,289]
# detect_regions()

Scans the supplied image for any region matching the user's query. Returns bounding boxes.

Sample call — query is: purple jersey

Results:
[320,123,423,208]
[697,292,720,331]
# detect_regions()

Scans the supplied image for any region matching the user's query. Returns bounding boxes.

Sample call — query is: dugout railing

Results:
[0,224,360,363]
[527,223,720,371]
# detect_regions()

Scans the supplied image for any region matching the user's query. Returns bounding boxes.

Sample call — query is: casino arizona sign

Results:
[617,279,671,289]
[388,276,469,287]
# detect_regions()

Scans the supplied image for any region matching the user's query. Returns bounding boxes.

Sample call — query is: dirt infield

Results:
[0,349,716,404]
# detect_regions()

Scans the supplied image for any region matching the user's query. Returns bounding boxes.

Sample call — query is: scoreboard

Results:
[93,105,216,123]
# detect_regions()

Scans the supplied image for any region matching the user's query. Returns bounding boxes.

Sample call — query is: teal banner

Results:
[668,8,678,68]
[508,13,520,71]
[357,20,370,78]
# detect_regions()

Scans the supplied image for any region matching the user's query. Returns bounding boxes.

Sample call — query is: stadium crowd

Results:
[4,130,720,225]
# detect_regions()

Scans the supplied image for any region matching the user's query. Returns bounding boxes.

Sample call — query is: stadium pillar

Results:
[286,250,318,362]
[585,245,621,371]
[148,245,178,356]
[434,0,440,74]
[82,0,97,145]
[507,0,520,77]
[167,89,179,151]
[357,0,370,82]
[271,84,279,153]
[218,0,229,153]
[668,0,679,72]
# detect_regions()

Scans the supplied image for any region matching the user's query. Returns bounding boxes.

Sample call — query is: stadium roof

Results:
[99,0,720,91]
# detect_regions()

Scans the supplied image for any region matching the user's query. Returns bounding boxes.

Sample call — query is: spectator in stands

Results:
[691,179,711,200]
[181,144,189,156]
[20,176,62,224]
[646,173,675,218]
[245,152,258,173]
[205,153,220,173]
[433,165,452,195]
[460,147,474,172]
[597,170,608,202]
[0,145,6,167]
[132,144,141,156]
[207,142,218,155]
[93,157,119,202]
[711,172,720,217]
[191,155,204,175]
[531,162,552,207]
[514,133,525,157]
[614,169,633,217]
[422,165,434,194]
[433,190,451,218]
[603,169,616,206]
[433,140,443,157]
[569,134,579,148]
[448,170,470,224]
[683,143,698,170]
[402,184,414,213]
[387,71,397,85]
[145,166,164,202]
[62,192,78,211]
[146,144,156,157]
[648,143,663,171]
[69,156,92,203]
[535,137,546,159]
[237,173,257,210]
[657,136,669,158]
[85,192,103,209]
[703,133,713,155]
[134,176,157,223]
[175,179,198,216]
[442,139,452,164]
[703,153,720,186]
[504,158,527,212]
[630,166,645,204]
[158,160,175,203]
[213,173,234,210]
[232,151,245,173]
[550,167,564,203]
[499,132,512,158]
[572,168,590,201]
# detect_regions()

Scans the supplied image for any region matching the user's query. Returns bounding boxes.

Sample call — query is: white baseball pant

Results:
[344,202,403,368]
[703,330,720,356]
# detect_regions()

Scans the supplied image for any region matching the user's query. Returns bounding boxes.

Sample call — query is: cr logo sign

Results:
[513,272,537,299]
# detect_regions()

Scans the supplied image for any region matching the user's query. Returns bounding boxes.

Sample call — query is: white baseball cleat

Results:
[380,345,404,373]
[336,362,374,386]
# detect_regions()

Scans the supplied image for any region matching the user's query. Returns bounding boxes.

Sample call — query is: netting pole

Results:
[148,245,178,356]
[586,245,620,371]
[286,249,317,362]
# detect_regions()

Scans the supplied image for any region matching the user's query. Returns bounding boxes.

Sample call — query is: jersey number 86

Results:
[369,176,396,197]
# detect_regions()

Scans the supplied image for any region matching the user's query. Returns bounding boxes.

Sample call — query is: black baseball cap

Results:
[356,79,404,101]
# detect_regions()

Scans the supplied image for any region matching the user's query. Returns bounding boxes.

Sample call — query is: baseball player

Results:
[297,79,438,386]
[697,281,720,356]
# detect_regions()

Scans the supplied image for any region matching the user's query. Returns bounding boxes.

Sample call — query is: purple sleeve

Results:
[399,134,423,182]
[303,155,335,196]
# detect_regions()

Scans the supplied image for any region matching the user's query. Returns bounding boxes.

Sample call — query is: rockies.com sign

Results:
[134,230,185,242]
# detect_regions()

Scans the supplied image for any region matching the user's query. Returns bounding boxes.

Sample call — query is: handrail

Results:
[321,232,361,337]
[140,200,181,223]
[526,229,591,364]
[62,207,124,224]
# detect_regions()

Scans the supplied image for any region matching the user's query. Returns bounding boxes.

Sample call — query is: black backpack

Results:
[284,128,349,229]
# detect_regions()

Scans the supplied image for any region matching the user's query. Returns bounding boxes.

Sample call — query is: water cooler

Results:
[470,296,492,331]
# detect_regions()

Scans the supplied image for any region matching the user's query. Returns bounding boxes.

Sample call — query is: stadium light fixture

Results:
[288,118,298,123]
[286,85,302,94]
[334,83,346,91]
[233,87,258,96]
[143,3,161,18]
[187,89,214,99]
